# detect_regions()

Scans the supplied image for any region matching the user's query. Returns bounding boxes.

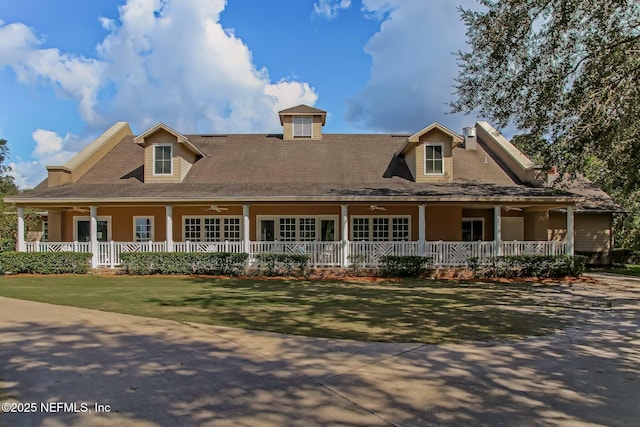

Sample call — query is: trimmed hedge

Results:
[0,251,92,274]
[468,255,587,279]
[254,253,309,276]
[379,255,433,277]
[119,252,249,275]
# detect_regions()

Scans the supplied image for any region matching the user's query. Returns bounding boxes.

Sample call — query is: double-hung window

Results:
[134,217,154,242]
[154,144,172,175]
[424,144,444,175]
[293,116,312,137]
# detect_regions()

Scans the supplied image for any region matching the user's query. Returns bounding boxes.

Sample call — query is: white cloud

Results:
[313,0,352,19]
[0,22,104,124]
[10,130,89,189]
[1,0,320,187]
[94,0,317,133]
[346,0,477,133]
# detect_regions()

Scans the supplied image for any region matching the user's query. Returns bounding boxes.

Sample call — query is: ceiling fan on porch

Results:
[368,205,387,211]
[64,207,90,213]
[202,205,229,213]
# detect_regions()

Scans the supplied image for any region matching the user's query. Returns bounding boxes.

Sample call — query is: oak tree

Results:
[451,0,640,250]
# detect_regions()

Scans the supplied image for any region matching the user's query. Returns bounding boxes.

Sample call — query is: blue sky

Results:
[0,0,479,188]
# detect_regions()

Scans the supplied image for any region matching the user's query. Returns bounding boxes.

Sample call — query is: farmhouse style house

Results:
[6,105,621,268]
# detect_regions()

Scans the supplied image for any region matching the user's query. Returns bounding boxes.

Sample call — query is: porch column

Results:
[90,206,98,268]
[17,207,25,252]
[341,204,349,268]
[494,206,502,256]
[165,205,173,252]
[567,206,575,256]
[418,204,426,256]
[243,204,250,254]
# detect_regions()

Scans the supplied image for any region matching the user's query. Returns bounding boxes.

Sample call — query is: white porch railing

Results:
[349,241,420,266]
[24,240,569,268]
[426,241,496,266]
[250,241,342,267]
[501,241,567,256]
[25,241,91,253]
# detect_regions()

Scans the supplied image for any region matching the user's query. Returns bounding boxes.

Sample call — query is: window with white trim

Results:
[42,220,48,242]
[134,217,154,242]
[372,217,389,241]
[184,218,201,241]
[293,116,312,137]
[299,217,316,241]
[183,216,242,242]
[204,218,220,241]
[223,218,241,241]
[351,216,411,241]
[392,217,410,241]
[352,217,370,241]
[257,216,338,241]
[154,144,173,175]
[424,143,444,175]
[279,218,297,241]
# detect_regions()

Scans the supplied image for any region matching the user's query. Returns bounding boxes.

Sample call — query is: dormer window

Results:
[424,143,444,175]
[293,116,312,138]
[154,144,173,175]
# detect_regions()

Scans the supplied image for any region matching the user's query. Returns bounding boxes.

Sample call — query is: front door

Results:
[320,219,335,241]
[76,220,109,242]
[260,220,275,241]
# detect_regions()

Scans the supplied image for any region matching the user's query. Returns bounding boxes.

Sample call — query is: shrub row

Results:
[379,255,433,277]
[254,253,309,276]
[120,252,249,275]
[468,255,586,279]
[0,251,92,274]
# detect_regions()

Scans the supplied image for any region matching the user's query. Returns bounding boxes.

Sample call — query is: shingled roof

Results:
[11,131,585,206]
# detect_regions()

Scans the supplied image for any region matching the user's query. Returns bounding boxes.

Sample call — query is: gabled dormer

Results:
[395,123,463,182]
[278,105,327,141]
[133,123,204,183]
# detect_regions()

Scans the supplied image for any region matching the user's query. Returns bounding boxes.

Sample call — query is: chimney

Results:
[547,165,560,186]
[462,126,477,150]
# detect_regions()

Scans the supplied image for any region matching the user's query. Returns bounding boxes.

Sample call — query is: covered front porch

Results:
[16,203,576,268]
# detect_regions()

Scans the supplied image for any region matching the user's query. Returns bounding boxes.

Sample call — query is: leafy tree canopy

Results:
[452,0,640,249]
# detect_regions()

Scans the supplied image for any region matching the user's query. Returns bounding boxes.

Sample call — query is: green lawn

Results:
[0,275,586,343]
[600,264,640,277]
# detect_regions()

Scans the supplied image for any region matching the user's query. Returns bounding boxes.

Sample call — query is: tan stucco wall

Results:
[47,211,63,242]
[426,206,462,240]
[575,214,612,252]
[549,211,612,252]
[524,210,549,241]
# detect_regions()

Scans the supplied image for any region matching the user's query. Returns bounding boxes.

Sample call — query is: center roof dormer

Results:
[278,104,326,141]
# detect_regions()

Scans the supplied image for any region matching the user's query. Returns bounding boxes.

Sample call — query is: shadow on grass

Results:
[1,290,638,426]
[146,278,591,343]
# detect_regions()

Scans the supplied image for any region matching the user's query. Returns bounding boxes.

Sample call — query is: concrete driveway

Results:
[1,274,639,426]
